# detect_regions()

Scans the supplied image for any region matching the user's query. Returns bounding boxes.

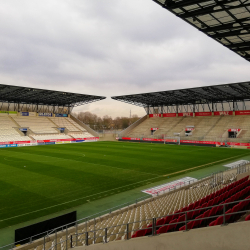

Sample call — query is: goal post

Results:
[163,135,180,145]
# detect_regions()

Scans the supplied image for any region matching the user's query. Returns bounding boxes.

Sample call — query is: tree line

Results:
[72,111,140,130]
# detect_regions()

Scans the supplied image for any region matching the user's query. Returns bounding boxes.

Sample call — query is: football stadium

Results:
[1,0,250,250]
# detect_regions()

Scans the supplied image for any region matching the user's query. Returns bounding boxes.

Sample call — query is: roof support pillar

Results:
[243,100,246,110]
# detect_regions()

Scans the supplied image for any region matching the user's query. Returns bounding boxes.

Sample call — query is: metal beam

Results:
[178,2,250,19]
[211,29,250,38]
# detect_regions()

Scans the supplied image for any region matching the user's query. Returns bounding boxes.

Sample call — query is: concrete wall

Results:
[99,134,116,141]
[70,114,99,137]
[74,221,250,250]
[236,170,250,181]
[119,115,147,137]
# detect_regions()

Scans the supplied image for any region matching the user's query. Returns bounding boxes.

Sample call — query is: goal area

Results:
[163,136,180,145]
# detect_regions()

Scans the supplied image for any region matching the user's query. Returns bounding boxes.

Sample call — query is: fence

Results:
[71,198,250,247]
[0,165,248,250]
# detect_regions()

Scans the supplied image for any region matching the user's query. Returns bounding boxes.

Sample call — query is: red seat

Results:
[194,200,200,208]
[187,203,194,211]
[245,214,250,221]
[173,210,180,219]
[157,219,177,234]
[193,214,203,228]
[213,209,232,226]
[180,207,187,213]
[209,219,217,226]
[204,195,210,203]
[168,219,177,232]
[145,223,152,235]
[213,196,220,205]
[210,192,216,200]
[200,209,210,227]
[192,206,201,218]
[216,203,224,215]
[207,206,218,223]
[156,225,168,234]
[244,196,250,209]
[179,220,194,231]
[207,199,214,207]
[156,218,165,227]
[164,214,173,225]
[176,214,186,230]
[131,229,147,238]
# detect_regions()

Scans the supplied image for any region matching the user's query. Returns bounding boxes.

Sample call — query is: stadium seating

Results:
[32,134,72,140]
[11,167,249,250]
[70,132,94,138]
[125,115,250,142]
[128,117,163,137]
[0,116,32,142]
[0,114,95,143]
[142,176,250,235]
[13,116,58,134]
[49,117,85,132]
[59,170,238,245]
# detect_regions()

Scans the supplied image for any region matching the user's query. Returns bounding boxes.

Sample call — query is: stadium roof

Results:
[152,0,250,62]
[111,81,250,107]
[0,84,106,107]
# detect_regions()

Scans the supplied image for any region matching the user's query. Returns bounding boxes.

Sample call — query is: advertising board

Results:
[195,112,212,116]
[55,114,68,117]
[235,110,250,115]
[178,112,193,117]
[228,129,241,132]
[38,113,52,117]
[214,111,233,116]
[149,114,161,118]
[163,113,176,117]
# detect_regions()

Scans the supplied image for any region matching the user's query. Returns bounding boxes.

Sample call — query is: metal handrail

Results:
[71,197,250,247]
[0,166,247,249]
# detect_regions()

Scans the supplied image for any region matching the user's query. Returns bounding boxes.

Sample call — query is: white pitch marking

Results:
[0,175,162,222]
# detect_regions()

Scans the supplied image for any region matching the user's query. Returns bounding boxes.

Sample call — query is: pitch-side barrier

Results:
[0,165,248,250]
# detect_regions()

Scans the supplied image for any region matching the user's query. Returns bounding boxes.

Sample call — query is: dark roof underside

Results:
[111,81,250,107]
[0,84,106,107]
[153,0,250,62]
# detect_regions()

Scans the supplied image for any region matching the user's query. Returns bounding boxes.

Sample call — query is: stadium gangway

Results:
[70,197,250,248]
[0,166,247,250]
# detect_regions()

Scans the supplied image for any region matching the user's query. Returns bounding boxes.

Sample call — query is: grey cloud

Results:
[0,0,250,117]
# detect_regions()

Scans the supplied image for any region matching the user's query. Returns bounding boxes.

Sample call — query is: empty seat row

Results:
[131,176,250,238]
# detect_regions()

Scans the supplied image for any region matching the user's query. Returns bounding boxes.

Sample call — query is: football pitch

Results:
[0,141,249,229]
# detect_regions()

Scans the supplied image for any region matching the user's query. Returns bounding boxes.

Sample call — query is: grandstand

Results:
[1,0,250,248]
[0,84,105,145]
[152,0,250,63]
[5,165,250,250]
[112,81,250,147]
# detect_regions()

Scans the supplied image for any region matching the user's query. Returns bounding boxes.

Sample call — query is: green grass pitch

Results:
[0,141,249,229]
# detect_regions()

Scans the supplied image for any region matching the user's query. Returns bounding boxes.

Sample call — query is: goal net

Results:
[163,136,180,145]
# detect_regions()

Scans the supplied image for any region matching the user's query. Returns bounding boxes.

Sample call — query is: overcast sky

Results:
[1,0,250,118]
